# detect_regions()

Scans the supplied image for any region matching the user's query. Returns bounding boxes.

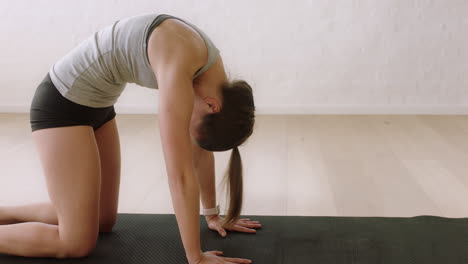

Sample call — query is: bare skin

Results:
[0,118,121,230]
[0,117,120,258]
[0,17,256,262]
[148,18,254,264]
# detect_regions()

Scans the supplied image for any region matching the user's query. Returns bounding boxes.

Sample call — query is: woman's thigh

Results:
[31,125,101,257]
[94,117,121,232]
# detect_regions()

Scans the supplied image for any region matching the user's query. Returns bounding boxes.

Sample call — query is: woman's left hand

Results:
[205,215,262,237]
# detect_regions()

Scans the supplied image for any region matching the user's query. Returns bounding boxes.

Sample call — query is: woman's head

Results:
[193,79,255,226]
[194,79,255,151]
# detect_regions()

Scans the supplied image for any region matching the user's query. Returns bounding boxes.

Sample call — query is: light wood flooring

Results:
[1,113,467,218]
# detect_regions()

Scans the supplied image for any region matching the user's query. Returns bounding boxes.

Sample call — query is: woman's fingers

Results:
[237,220,262,228]
[210,251,252,263]
[221,218,262,233]
[211,250,252,263]
[239,218,260,224]
[239,222,262,228]
[223,257,252,263]
[208,250,223,256]
[232,225,257,233]
[240,219,260,224]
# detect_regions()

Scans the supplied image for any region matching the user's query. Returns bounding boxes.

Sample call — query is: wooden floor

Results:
[1,113,467,218]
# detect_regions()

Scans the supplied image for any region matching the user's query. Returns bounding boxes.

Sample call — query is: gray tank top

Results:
[49,13,220,108]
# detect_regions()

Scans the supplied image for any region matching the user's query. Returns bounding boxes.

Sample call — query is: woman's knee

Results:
[57,236,98,258]
[99,217,116,233]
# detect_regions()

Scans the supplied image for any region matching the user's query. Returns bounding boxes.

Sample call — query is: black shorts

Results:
[30,73,116,133]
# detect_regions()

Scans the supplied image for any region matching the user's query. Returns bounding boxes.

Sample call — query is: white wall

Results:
[0,0,467,114]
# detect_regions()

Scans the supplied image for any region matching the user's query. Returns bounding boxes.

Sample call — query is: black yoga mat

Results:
[1,213,467,263]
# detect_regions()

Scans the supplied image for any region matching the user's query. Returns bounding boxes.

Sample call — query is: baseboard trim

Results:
[3,104,468,115]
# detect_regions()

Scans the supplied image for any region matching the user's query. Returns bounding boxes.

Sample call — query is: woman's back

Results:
[49,13,219,108]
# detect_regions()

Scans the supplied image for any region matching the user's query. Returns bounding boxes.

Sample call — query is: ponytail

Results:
[193,79,254,226]
[220,146,243,227]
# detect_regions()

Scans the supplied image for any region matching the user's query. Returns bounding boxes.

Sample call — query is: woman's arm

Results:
[192,144,217,214]
[148,24,207,264]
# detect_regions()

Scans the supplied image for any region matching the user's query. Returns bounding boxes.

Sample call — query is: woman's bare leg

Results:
[0,118,121,233]
[0,202,57,225]
[0,125,101,258]
[93,117,121,232]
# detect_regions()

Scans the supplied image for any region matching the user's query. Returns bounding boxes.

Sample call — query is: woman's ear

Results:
[204,96,221,113]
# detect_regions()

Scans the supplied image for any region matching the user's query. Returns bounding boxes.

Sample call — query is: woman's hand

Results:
[205,215,262,237]
[193,250,252,264]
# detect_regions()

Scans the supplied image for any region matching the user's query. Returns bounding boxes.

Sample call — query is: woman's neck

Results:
[193,55,228,97]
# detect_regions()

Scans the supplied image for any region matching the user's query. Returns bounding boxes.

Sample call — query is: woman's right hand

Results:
[193,250,252,264]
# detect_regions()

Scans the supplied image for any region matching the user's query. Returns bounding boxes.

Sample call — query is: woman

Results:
[0,13,259,264]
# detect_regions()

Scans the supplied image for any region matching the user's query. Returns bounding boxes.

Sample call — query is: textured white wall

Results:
[0,0,467,114]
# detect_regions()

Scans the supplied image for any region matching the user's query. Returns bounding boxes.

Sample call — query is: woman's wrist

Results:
[202,204,220,216]
[187,250,203,264]
[204,214,218,221]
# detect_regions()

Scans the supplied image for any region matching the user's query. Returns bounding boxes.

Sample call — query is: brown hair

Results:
[195,79,255,227]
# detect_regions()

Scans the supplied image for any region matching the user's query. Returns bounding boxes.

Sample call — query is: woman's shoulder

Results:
[147,18,207,75]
